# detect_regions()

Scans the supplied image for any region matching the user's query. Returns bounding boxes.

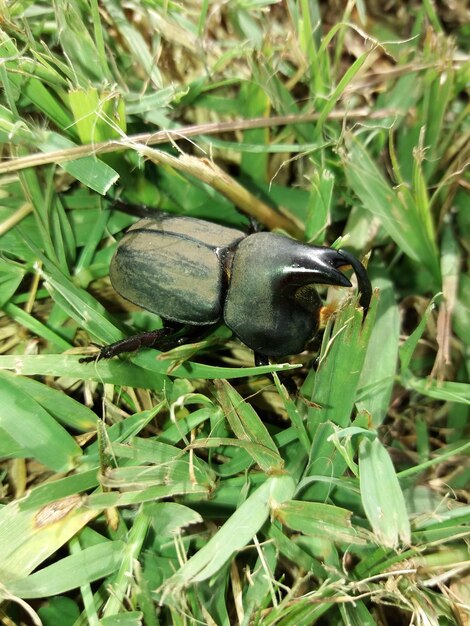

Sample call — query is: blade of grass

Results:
[101,511,150,618]
[68,87,126,144]
[7,541,125,599]
[0,494,100,585]
[159,474,296,589]
[102,0,163,88]
[39,132,119,194]
[1,302,72,351]
[343,135,441,285]
[359,436,411,547]
[357,265,400,426]
[0,372,82,472]
[0,371,97,431]
[274,500,368,545]
[314,47,374,138]
[215,379,283,473]
[302,295,376,499]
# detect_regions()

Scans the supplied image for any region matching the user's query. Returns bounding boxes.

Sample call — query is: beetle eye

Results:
[294,285,322,313]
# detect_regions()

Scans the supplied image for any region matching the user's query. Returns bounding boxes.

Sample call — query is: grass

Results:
[0,1,469,625]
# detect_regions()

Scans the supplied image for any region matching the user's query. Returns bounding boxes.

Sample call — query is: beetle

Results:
[81,214,371,366]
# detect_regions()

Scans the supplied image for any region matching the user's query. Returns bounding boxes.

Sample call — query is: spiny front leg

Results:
[79,327,180,363]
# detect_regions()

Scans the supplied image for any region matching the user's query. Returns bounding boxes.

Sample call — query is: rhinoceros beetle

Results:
[81,213,371,367]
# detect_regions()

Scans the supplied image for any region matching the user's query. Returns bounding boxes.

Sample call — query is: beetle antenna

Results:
[108,197,170,219]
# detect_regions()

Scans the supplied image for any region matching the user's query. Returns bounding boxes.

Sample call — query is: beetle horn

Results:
[287,247,372,313]
[308,247,372,312]
[287,247,352,288]
[335,248,372,312]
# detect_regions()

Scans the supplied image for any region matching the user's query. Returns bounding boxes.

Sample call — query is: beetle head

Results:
[224,233,371,357]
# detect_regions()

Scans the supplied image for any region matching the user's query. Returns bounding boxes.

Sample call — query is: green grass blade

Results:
[215,379,283,472]
[0,258,25,307]
[0,494,99,585]
[102,511,150,618]
[7,541,125,598]
[0,354,166,391]
[68,87,126,143]
[359,437,411,547]
[303,296,376,500]
[307,294,377,431]
[103,0,163,88]
[274,500,368,545]
[0,371,82,472]
[1,302,72,351]
[39,132,119,194]
[357,267,400,426]
[160,475,296,589]
[0,371,97,431]
[343,135,441,285]
[399,294,441,373]
[305,168,334,243]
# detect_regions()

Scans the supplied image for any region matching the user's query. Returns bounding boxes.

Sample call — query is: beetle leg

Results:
[155,323,220,351]
[79,326,181,363]
[254,352,298,394]
[80,323,219,363]
[110,197,170,219]
[247,216,262,234]
[254,352,269,367]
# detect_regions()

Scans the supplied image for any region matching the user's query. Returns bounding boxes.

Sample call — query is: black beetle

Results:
[81,214,371,366]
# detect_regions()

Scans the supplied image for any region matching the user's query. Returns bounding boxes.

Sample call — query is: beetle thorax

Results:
[224,233,323,356]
